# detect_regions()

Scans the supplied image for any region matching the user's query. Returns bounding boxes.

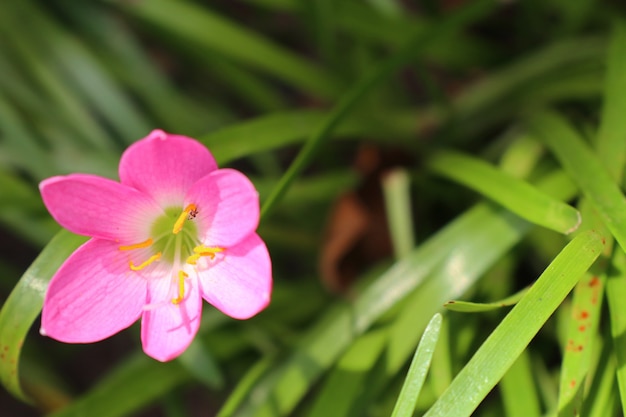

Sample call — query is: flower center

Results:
[118,203,224,305]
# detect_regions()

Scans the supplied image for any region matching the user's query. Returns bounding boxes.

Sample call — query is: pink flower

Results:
[39,130,272,361]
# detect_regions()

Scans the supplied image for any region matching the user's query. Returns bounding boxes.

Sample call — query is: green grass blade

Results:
[382,169,415,259]
[260,0,495,218]
[557,272,604,417]
[443,287,527,312]
[595,20,626,178]
[422,230,604,417]
[115,0,339,98]
[390,313,442,417]
[528,111,626,252]
[0,230,87,402]
[428,150,581,234]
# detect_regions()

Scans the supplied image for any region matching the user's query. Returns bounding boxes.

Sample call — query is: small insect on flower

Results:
[39,129,272,362]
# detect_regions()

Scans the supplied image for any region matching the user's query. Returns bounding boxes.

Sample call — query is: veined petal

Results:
[186,169,260,247]
[198,233,271,320]
[120,130,218,208]
[41,239,146,343]
[141,272,203,362]
[40,174,163,242]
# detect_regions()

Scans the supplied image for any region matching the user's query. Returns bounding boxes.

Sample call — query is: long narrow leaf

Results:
[428,150,581,234]
[0,231,87,402]
[391,313,442,417]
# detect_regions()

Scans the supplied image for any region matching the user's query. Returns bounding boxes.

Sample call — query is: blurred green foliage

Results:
[1,0,626,416]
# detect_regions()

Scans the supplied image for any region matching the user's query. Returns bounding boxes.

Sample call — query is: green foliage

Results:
[1,1,626,416]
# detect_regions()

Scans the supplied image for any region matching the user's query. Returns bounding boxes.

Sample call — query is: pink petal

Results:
[185,169,260,247]
[198,233,271,319]
[119,130,218,208]
[141,272,203,361]
[40,174,163,242]
[41,239,146,343]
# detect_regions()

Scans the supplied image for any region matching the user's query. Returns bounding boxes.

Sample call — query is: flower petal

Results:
[141,272,203,361]
[41,239,146,343]
[40,174,163,242]
[198,233,271,319]
[120,130,218,208]
[186,169,260,247]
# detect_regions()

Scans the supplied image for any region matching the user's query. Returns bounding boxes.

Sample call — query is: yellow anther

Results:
[186,246,224,265]
[119,238,153,251]
[172,271,188,304]
[172,204,197,235]
[129,252,162,271]
[193,245,224,254]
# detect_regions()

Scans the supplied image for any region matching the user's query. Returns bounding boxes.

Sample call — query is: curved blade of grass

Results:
[427,150,581,234]
[260,0,495,218]
[114,0,340,98]
[528,111,626,252]
[443,287,528,312]
[391,313,442,417]
[422,230,604,417]
[0,230,87,402]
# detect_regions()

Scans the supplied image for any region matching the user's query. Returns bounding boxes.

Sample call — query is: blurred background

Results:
[0,0,624,416]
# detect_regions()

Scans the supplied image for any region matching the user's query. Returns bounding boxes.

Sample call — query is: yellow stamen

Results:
[186,246,224,265]
[129,252,162,271]
[119,238,153,251]
[193,245,224,254]
[172,203,197,234]
[172,271,188,304]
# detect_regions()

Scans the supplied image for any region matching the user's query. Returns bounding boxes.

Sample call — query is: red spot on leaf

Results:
[589,277,600,287]
[580,310,589,320]
[578,325,586,332]
[570,379,576,388]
